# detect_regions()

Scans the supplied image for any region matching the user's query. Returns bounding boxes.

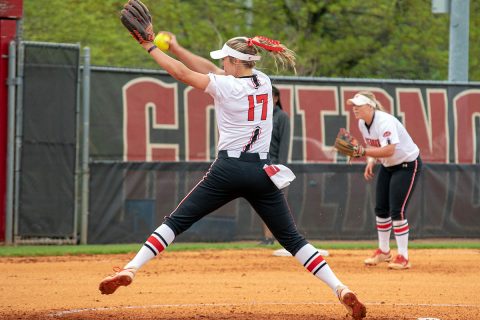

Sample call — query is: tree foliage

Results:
[23,0,480,81]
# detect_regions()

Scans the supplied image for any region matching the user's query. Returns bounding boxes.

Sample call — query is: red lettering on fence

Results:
[454,90,480,164]
[397,89,448,163]
[297,86,337,162]
[123,78,179,161]
[185,87,215,161]
[121,78,479,164]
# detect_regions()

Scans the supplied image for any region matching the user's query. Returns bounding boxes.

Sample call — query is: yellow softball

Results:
[154,32,171,51]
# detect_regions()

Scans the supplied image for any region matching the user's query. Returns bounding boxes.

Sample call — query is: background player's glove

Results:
[334,128,365,158]
[120,0,155,44]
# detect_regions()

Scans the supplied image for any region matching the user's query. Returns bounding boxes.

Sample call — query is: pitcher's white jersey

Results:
[205,69,273,153]
[358,110,419,167]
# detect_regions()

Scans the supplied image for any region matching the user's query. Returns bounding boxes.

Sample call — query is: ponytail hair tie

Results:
[248,36,284,52]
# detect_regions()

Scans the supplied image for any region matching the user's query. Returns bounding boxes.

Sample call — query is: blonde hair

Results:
[225,36,296,74]
[357,91,384,111]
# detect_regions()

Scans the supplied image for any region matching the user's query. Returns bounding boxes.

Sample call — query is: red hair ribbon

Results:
[248,36,284,52]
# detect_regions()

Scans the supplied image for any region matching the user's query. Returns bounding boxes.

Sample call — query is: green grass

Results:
[0,240,479,257]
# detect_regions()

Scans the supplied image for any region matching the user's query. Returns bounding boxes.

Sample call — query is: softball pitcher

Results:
[347,91,422,270]
[98,1,367,319]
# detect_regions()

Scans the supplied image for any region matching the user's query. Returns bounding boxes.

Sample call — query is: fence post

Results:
[13,42,25,241]
[5,41,17,245]
[80,47,91,245]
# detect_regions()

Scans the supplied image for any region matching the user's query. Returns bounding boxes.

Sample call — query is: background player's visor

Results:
[347,94,376,107]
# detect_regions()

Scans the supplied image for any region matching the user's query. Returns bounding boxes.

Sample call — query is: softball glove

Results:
[334,128,365,158]
[120,0,155,44]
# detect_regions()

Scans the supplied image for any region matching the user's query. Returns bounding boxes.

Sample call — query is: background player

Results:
[347,91,421,270]
[100,1,367,319]
[259,85,290,245]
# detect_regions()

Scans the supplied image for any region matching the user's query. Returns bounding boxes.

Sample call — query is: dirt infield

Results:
[1,248,479,320]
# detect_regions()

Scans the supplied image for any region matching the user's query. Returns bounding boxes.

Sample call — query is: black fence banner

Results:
[17,43,79,238]
[87,68,480,243]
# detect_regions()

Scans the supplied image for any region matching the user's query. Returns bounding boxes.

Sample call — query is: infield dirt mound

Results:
[1,248,479,319]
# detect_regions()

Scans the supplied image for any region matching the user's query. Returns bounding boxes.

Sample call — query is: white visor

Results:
[347,94,376,107]
[210,44,261,61]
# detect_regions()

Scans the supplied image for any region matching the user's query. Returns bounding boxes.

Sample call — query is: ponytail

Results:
[226,36,296,74]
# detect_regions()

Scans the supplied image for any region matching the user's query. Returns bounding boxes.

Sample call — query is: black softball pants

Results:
[375,156,422,221]
[164,151,308,255]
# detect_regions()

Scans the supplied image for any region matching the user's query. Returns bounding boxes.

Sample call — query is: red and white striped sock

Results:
[125,224,175,270]
[376,216,392,253]
[393,219,409,259]
[295,243,342,293]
